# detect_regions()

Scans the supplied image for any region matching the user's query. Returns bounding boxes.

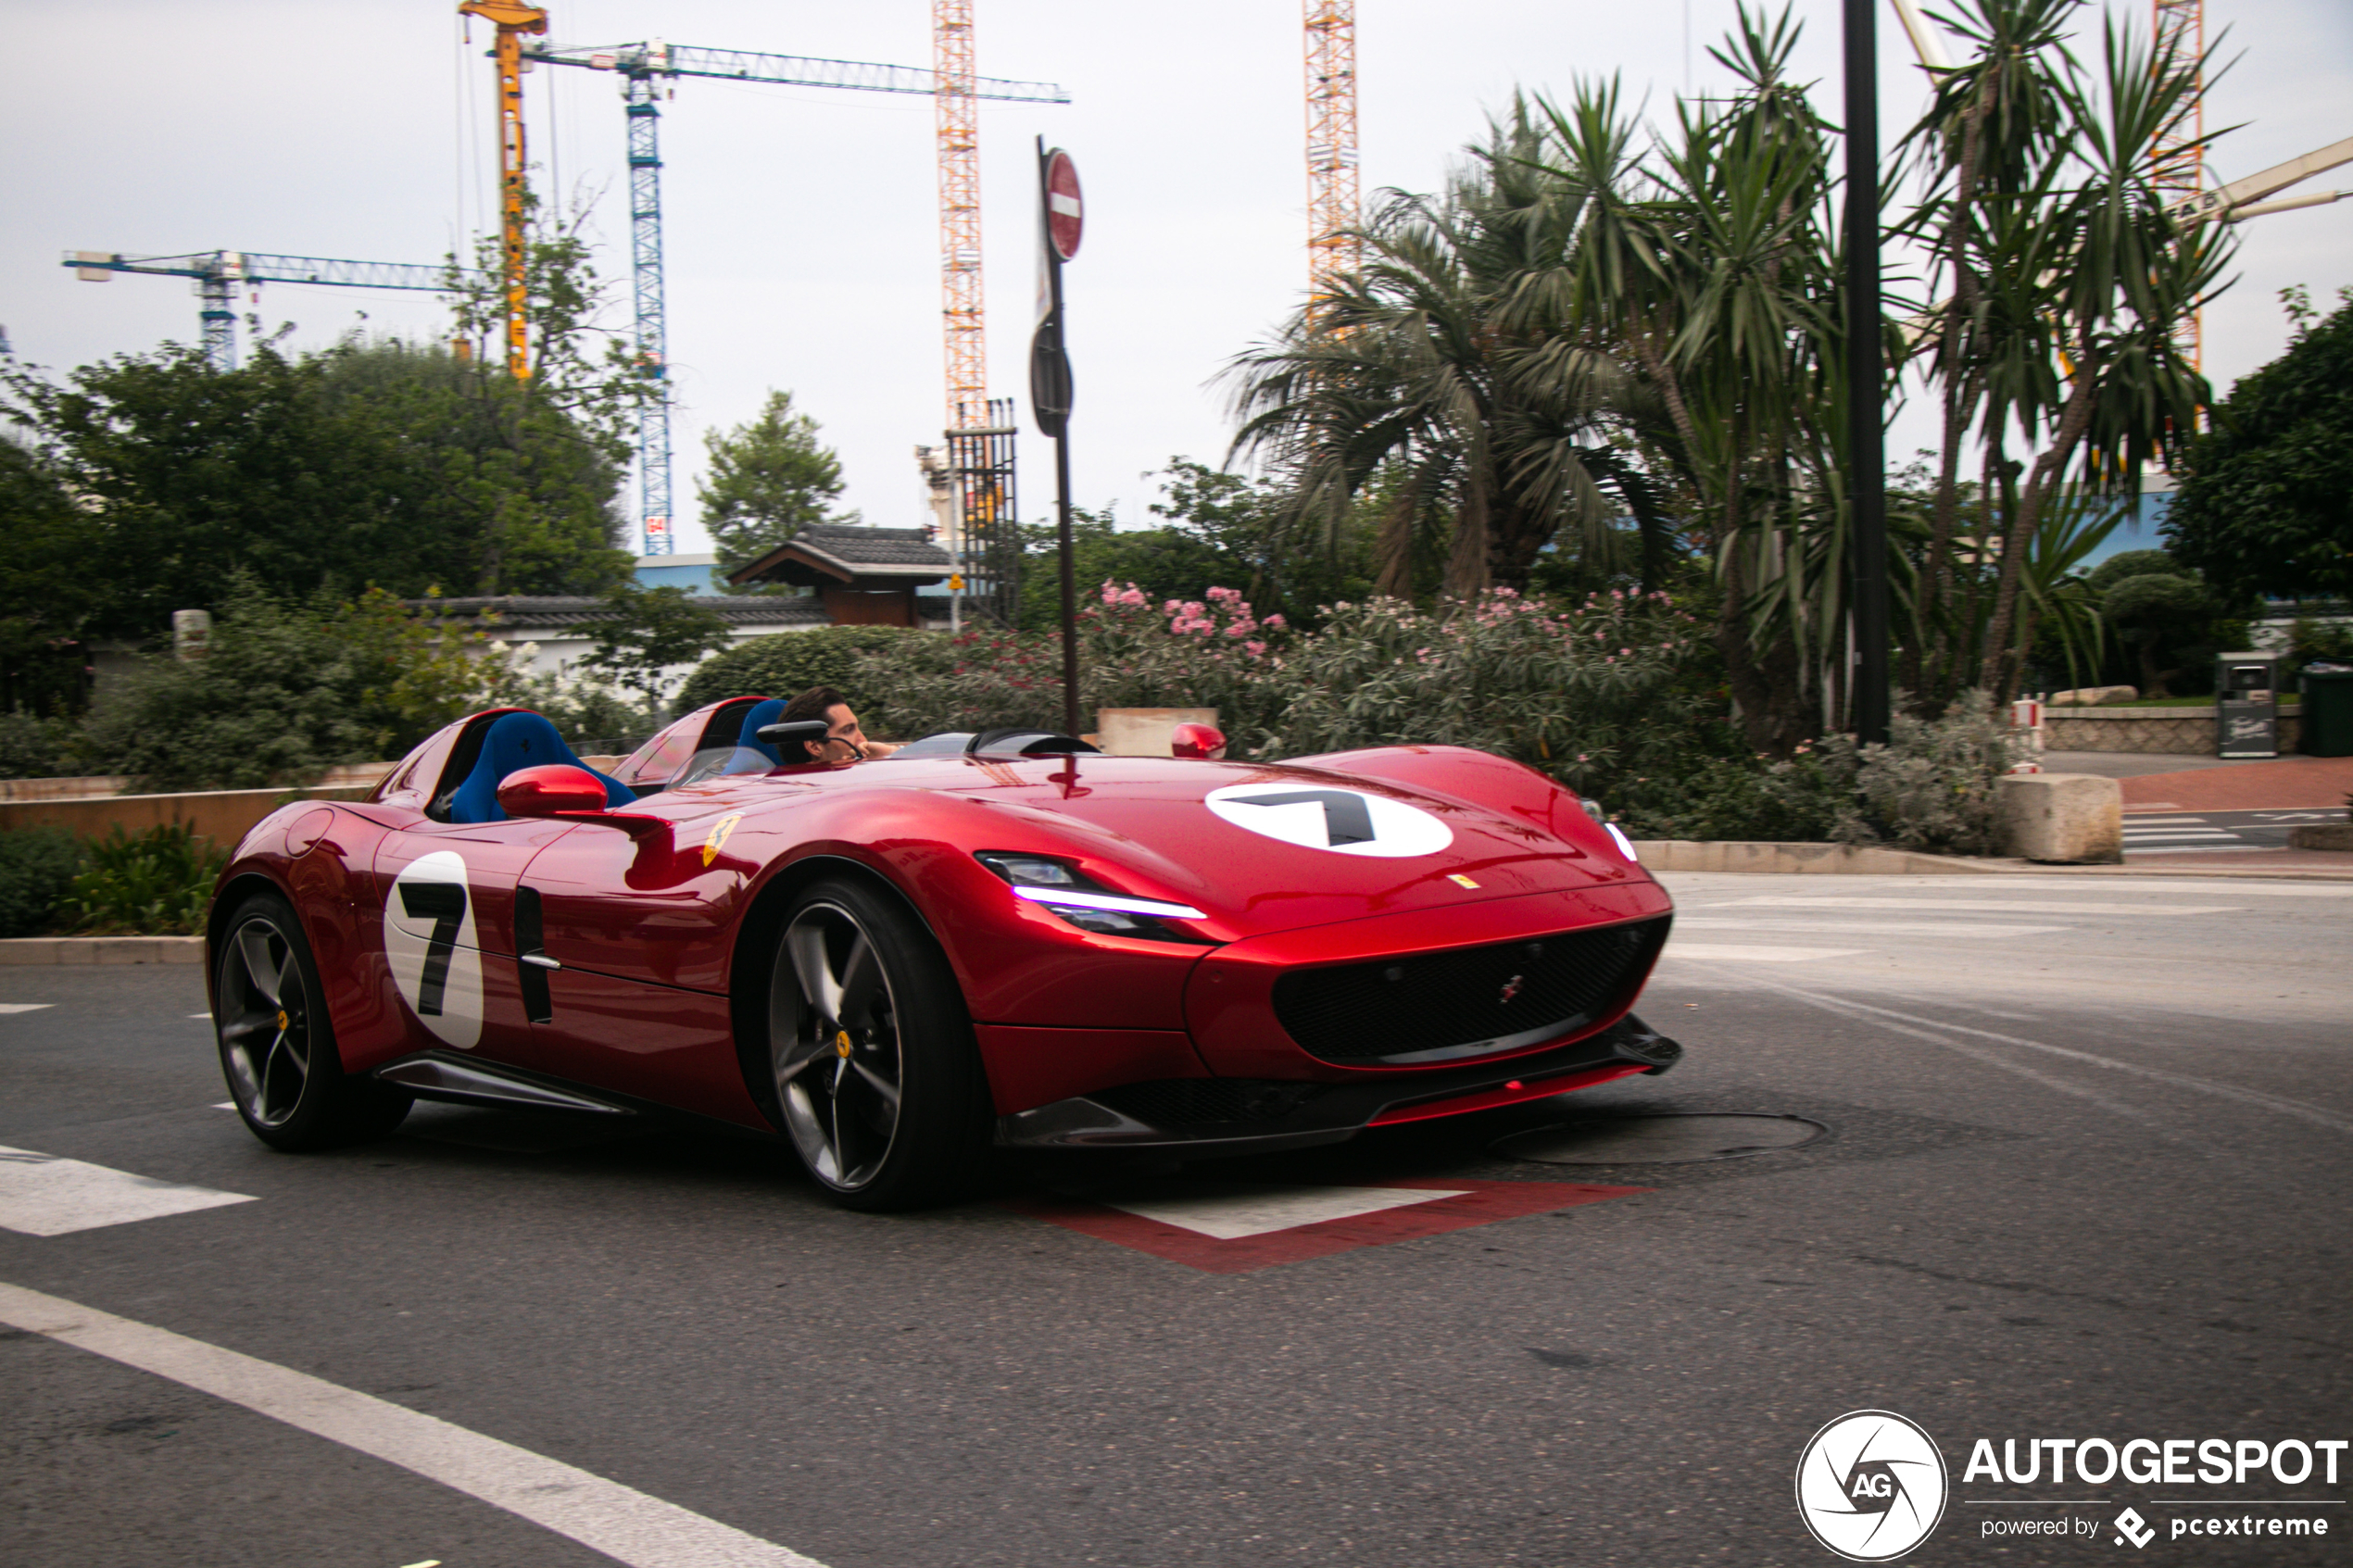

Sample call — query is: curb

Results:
[0,936,206,965]
[1634,842,2353,882]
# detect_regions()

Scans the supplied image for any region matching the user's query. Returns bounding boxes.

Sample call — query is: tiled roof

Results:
[413,596,831,631]
[730,524,953,584]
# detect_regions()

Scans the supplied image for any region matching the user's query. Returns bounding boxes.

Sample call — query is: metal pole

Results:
[1844,0,1891,745]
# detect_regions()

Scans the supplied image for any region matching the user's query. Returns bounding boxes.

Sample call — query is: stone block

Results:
[1095,708,1218,758]
[1997,773,2123,863]
[2049,684,2138,706]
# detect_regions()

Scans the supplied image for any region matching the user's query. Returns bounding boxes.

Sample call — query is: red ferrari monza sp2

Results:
[208,698,1679,1210]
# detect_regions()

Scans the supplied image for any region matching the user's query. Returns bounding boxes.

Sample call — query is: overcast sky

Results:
[10,0,2348,560]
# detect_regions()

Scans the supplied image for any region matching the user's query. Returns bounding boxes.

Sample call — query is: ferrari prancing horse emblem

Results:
[702,812,744,867]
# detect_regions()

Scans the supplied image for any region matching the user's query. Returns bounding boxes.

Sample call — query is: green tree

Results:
[2164,288,2353,605]
[0,437,105,713]
[583,585,734,715]
[697,392,855,593]
[1,339,632,638]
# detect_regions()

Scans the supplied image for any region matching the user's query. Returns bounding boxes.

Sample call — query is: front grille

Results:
[1271,916,1669,1064]
[1092,1078,1326,1128]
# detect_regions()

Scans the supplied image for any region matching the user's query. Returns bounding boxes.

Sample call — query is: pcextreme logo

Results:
[1796,1410,1951,1562]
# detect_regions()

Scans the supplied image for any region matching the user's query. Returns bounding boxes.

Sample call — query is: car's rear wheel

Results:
[766,878,990,1210]
[215,892,410,1150]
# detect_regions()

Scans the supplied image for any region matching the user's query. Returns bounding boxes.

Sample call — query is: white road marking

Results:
[1103,1185,1467,1240]
[2124,845,2280,856]
[1661,942,1870,963]
[188,1011,213,1020]
[1672,918,2071,939]
[1943,878,2351,897]
[0,1282,828,1568]
[1698,897,2240,916]
[0,1003,54,1014]
[2122,828,2236,838]
[212,1102,235,1111]
[0,1147,257,1237]
[1762,986,2353,1137]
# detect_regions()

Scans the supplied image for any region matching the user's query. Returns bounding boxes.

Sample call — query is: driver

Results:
[775,685,900,765]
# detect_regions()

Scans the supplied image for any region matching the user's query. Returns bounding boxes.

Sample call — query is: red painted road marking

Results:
[1002,1177,1649,1273]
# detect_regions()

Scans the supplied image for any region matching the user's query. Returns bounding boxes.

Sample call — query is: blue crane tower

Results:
[516,40,1068,556]
[63,251,485,370]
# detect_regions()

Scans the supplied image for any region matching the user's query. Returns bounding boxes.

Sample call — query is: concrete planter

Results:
[0,936,205,964]
[0,784,378,847]
[1997,772,2123,863]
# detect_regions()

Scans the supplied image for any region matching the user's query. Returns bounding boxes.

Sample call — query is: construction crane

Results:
[515,36,1066,557]
[62,250,481,370]
[1302,1,1361,303]
[458,1,547,383]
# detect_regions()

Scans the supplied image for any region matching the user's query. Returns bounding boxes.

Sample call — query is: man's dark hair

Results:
[777,686,849,760]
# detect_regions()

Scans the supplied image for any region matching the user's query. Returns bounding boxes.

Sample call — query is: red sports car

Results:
[208,697,1678,1209]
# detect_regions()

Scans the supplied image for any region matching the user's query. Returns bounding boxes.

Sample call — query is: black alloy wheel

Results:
[765,878,990,1210]
[214,892,409,1150]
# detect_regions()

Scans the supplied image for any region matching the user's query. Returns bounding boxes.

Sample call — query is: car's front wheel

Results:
[215,891,411,1150]
[765,878,991,1210]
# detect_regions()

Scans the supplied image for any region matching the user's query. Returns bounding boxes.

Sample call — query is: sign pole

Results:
[1844,0,1892,745]
[1030,140,1085,738]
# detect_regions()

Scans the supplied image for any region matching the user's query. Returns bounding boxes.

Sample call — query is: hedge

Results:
[673,626,935,718]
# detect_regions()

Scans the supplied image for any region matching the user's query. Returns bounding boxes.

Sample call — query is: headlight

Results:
[1604,822,1641,863]
[975,852,1210,941]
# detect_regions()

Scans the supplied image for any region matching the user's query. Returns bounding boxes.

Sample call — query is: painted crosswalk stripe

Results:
[1977,878,2350,897]
[1697,897,2239,916]
[1102,1185,1470,1240]
[0,1147,256,1237]
[1662,942,1869,963]
[2124,844,2280,856]
[1672,918,2070,939]
[0,1283,826,1568]
[0,1003,54,1014]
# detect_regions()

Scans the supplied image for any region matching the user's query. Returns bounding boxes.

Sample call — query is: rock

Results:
[2048,685,2139,707]
[1997,773,2124,863]
[2286,823,2353,851]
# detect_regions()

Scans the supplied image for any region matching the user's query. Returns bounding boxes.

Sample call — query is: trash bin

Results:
[2216,652,2280,759]
[2302,662,2353,758]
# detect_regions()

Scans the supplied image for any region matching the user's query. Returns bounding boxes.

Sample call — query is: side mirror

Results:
[755,719,833,758]
[1170,722,1227,761]
[497,763,610,819]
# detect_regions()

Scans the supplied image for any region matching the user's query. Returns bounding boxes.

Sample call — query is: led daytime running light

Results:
[1011,885,1207,922]
[1605,822,1641,863]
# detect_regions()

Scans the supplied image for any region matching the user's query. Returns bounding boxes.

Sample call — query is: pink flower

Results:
[1118,586,1147,607]
[1244,640,1266,657]
[1264,614,1287,629]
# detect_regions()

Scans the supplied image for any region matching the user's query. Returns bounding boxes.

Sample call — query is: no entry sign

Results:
[1044,149,1082,260]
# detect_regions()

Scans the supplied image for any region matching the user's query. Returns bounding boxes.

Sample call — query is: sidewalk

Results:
[2110,754,2353,813]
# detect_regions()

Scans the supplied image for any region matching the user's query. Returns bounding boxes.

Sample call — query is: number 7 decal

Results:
[384,849,485,1049]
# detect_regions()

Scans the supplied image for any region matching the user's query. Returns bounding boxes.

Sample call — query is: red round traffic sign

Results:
[1045,149,1082,261]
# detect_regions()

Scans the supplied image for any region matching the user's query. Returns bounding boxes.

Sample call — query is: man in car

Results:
[776,686,900,764]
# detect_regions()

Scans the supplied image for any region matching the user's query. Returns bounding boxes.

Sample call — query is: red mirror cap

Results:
[496,763,609,818]
[1170,722,1227,761]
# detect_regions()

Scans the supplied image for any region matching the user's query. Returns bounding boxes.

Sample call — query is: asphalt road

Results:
[4,871,2349,1567]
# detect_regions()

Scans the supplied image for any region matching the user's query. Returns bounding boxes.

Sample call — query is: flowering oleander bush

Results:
[842,583,2020,853]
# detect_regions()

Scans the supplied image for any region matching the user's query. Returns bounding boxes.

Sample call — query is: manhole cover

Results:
[1492,1113,1825,1166]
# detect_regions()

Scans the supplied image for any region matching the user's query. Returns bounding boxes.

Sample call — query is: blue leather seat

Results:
[445,712,636,824]
[720,698,788,774]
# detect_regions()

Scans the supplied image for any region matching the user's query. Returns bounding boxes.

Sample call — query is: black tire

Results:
[214,891,410,1150]
[763,877,991,1210]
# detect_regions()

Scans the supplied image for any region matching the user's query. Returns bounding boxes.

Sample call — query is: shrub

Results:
[673,625,935,717]
[853,627,1072,739]
[0,828,83,937]
[67,824,227,935]
[0,712,80,781]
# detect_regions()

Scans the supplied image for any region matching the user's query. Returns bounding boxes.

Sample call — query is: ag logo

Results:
[384,849,484,1049]
[1794,1410,1947,1562]
[1204,784,1452,859]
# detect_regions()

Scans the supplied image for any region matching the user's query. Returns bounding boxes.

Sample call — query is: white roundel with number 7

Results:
[384,849,484,1049]
[1204,783,1453,859]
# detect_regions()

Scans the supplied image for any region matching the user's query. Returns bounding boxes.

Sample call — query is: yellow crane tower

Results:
[459,0,547,381]
[932,0,988,433]
[1302,0,1362,303]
